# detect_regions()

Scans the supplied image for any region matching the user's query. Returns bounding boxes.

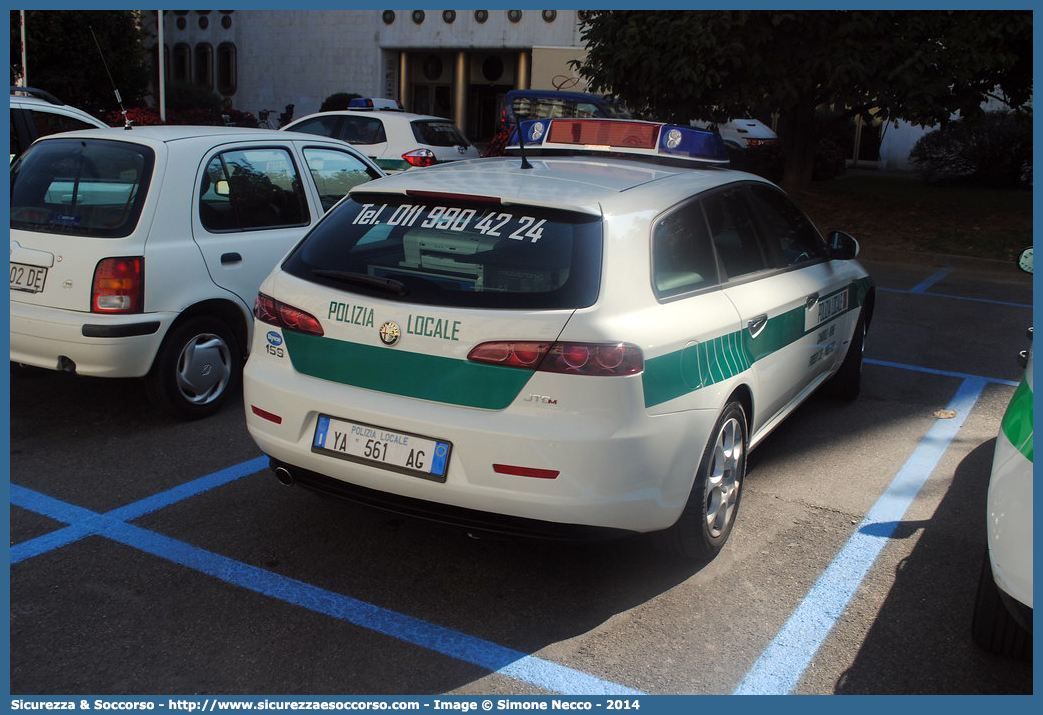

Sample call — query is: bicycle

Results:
[257,109,279,129]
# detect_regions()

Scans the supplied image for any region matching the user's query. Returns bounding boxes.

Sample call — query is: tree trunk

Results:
[778,104,818,194]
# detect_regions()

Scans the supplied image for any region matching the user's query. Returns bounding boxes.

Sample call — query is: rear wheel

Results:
[972,551,1032,660]
[145,317,241,420]
[659,400,748,562]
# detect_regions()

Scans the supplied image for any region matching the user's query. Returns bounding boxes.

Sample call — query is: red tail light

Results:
[403,149,437,167]
[92,257,144,313]
[468,341,643,376]
[254,293,324,336]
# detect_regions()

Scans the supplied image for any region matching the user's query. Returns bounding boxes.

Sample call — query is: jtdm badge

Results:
[379,321,401,346]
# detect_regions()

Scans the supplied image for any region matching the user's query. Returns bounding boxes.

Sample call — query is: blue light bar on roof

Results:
[506,118,729,164]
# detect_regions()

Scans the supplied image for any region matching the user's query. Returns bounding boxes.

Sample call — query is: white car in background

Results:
[283,99,481,172]
[10,126,383,419]
[9,86,109,161]
[243,117,873,561]
[692,118,778,150]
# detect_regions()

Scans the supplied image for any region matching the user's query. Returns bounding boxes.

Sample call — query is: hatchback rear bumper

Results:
[10,301,172,377]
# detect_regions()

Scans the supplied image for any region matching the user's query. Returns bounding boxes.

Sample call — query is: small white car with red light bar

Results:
[10,125,383,419]
[283,106,480,172]
[244,117,874,560]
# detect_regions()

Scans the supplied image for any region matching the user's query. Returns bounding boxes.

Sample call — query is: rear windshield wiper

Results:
[311,269,408,296]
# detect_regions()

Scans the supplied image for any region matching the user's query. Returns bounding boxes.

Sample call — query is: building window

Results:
[198,15,209,30]
[411,10,425,25]
[507,10,523,23]
[382,10,395,25]
[172,43,191,83]
[217,43,237,96]
[442,10,456,24]
[176,16,186,31]
[220,10,233,30]
[474,10,488,24]
[542,10,557,23]
[195,43,214,90]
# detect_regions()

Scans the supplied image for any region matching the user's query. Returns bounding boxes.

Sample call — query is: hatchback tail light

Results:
[254,293,324,336]
[402,149,437,167]
[92,257,144,313]
[468,341,643,376]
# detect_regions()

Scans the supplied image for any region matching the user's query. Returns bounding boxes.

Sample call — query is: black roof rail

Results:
[10,86,64,106]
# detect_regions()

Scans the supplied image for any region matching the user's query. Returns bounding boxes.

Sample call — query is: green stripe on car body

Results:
[642,278,872,408]
[282,276,873,411]
[282,331,531,410]
[1001,375,1033,463]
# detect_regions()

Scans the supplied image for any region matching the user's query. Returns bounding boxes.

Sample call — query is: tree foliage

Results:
[910,111,1032,188]
[10,10,150,117]
[575,10,1032,190]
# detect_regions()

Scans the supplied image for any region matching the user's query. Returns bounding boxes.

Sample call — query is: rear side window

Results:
[30,109,104,138]
[200,147,310,231]
[341,117,386,145]
[652,200,720,298]
[282,195,603,309]
[287,115,342,139]
[411,120,468,148]
[10,138,154,238]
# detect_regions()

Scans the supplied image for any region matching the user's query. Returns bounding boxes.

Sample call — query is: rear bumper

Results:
[268,457,634,542]
[10,301,172,377]
[244,350,720,533]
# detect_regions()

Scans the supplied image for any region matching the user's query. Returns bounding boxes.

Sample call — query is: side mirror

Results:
[828,230,859,260]
[1017,246,1032,274]
[214,179,230,197]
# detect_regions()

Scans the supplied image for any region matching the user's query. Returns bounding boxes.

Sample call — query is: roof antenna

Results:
[516,122,533,170]
[90,26,131,129]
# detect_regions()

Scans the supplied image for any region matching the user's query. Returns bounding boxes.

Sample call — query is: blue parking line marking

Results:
[909,266,953,293]
[733,376,987,694]
[10,464,641,696]
[878,286,1031,309]
[865,358,1019,386]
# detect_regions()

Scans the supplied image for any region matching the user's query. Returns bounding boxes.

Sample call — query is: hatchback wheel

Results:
[660,400,748,562]
[146,317,241,420]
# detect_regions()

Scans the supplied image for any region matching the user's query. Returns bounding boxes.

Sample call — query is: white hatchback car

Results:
[283,104,480,172]
[10,125,383,418]
[243,118,873,560]
[692,118,778,150]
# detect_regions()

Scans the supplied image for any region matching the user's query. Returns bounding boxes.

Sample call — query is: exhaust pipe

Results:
[273,466,294,486]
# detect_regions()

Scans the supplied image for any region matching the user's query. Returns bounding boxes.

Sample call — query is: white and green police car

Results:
[243,118,874,560]
[973,333,1033,659]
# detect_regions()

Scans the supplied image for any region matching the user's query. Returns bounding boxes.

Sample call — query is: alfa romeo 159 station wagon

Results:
[243,117,874,560]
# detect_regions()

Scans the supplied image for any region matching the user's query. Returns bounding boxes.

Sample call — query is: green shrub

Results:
[164,82,223,112]
[320,92,362,112]
[910,110,1032,188]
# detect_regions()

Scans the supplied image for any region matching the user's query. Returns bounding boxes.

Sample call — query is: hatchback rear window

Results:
[10,138,154,238]
[410,120,469,148]
[282,194,603,309]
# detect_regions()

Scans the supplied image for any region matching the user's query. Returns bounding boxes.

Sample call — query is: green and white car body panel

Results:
[243,122,873,535]
[987,348,1033,613]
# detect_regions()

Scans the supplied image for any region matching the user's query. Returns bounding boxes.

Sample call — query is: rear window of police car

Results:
[282,194,602,309]
[410,120,469,148]
[11,138,154,238]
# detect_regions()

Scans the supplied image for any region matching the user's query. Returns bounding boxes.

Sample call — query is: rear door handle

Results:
[747,314,768,339]
[221,252,242,265]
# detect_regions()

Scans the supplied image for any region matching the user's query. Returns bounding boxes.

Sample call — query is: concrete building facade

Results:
[158,9,592,145]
